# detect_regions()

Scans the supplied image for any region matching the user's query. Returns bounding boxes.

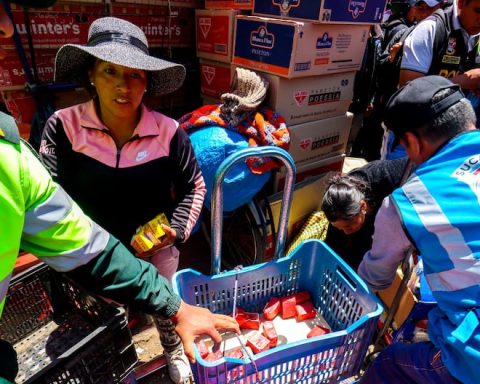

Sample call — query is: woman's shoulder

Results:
[54,100,92,123]
[148,108,177,124]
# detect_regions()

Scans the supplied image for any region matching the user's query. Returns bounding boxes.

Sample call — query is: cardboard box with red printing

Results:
[273,153,344,193]
[111,3,195,47]
[8,3,104,48]
[287,112,352,166]
[253,0,387,24]
[233,16,369,78]
[205,0,253,10]
[196,9,239,63]
[199,59,233,100]
[261,71,354,125]
[0,49,56,89]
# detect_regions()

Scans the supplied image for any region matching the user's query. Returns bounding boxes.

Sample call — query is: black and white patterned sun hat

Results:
[54,17,186,96]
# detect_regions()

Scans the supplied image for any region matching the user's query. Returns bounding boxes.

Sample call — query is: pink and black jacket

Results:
[39,100,206,252]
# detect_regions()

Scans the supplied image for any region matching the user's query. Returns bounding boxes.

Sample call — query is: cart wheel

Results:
[201,194,272,271]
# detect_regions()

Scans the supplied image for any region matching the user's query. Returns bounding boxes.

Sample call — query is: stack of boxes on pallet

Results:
[196,0,388,193]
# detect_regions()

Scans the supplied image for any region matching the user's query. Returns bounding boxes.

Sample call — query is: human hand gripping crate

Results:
[0,263,137,384]
[172,146,383,384]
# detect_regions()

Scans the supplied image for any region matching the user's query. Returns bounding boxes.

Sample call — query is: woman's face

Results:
[330,200,367,235]
[89,60,147,121]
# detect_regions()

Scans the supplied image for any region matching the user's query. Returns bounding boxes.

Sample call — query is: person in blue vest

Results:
[358,75,480,383]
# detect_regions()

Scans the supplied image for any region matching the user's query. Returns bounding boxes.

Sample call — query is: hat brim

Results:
[54,43,186,96]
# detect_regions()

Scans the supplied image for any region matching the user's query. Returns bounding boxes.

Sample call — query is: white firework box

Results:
[286,112,352,167]
[262,71,355,125]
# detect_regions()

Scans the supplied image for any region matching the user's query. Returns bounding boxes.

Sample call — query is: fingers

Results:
[213,314,240,334]
[204,327,223,345]
[182,335,196,363]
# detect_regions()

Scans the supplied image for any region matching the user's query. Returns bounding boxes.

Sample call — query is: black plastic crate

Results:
[0,264,138,383]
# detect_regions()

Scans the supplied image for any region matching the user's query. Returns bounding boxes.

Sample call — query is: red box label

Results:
[196,15,230,57]
[200,61,231,99]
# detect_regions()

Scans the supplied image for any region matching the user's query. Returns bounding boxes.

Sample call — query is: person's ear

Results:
[403,131,422,162]
[360,199,367,215]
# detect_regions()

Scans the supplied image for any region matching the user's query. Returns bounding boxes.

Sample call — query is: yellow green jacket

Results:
[0,112,180,319]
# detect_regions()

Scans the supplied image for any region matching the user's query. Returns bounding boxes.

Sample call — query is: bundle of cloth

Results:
[179,68,290,212]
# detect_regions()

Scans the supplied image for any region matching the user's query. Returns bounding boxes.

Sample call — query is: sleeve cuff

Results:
[164,293,181,319]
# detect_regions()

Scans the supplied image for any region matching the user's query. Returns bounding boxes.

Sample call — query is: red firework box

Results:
[199,59,233,100]
[196,9,240,63]
[246,331,270,354]
[263,297,281,320]
[111,3,195,47]
[8,3,104,48]
[236,311,261,330]
[0,49,56,89]
[262,321,278,347]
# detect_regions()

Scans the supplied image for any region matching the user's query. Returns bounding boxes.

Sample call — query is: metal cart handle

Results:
[210,146,296,275]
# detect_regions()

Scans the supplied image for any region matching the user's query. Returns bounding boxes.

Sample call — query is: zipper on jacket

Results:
[115,134,141,168]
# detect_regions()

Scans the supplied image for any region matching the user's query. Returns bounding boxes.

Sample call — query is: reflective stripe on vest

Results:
[24,185,73,234]
[39,221,109,272]
[402,176,480,292]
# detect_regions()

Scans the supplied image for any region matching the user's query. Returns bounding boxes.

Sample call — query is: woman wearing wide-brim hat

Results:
[39,17,206,383]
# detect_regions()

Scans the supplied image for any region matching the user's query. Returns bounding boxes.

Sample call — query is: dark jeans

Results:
[360,341,460,384]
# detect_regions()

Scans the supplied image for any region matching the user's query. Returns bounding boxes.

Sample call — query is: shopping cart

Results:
[173,146,383,384]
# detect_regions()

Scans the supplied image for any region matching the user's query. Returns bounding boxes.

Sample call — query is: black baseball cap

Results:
[384,75,465,136]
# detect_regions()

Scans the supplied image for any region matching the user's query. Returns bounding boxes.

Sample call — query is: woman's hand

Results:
[172,301,240,363]
[135,225,177,258]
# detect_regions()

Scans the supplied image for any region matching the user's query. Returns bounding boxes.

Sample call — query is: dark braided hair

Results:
[321,173,373,222]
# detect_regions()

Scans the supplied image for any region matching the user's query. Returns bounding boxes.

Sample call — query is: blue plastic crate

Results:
[173,239,383,384]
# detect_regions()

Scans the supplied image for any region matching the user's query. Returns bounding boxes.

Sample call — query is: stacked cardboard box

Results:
[228,0,388,193]
[195,3,253,103]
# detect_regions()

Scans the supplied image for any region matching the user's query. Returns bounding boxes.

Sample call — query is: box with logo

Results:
[8,3,105,48]
[199,59,233,100]
[196,9,240,63]
[287,112,352,166]
[232,15,369,78]
[205,0,253,9]
[273,153,344,193]
[253,0,387,24]
[262,71,354,125]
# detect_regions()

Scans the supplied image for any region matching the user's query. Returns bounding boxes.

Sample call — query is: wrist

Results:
[169,300,185,323]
